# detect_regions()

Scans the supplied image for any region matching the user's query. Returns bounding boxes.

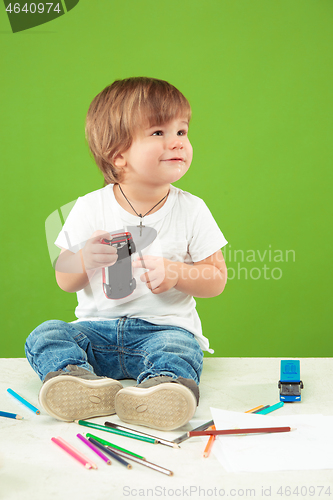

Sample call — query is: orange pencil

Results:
[203,425,216,458]
[202,404,269,457]
[245,405,265,413]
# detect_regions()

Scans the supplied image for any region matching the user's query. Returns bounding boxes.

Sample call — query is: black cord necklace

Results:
[118,184,169,236]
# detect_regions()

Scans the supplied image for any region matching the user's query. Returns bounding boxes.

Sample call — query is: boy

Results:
[25,77,227,431]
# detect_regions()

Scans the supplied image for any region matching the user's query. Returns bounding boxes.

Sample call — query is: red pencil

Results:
[188,426,293,437]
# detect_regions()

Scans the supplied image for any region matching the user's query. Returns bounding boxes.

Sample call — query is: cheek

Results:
[129,145,156,166]
[186,142,193,163]
[145,145,163,162]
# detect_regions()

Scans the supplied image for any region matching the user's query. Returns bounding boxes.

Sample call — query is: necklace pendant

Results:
[138,218,145,236]
[118,185,169,237]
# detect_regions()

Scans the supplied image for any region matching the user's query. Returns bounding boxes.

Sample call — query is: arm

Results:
[132,249,227,298]
[55,231,118,293]
[55,249,91,293]
[175,250,227,297]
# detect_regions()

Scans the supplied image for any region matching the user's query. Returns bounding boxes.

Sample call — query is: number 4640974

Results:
[6,3,61,14]
[277,486,331,496]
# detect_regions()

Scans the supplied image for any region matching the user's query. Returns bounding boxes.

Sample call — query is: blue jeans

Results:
[25,318,203,385]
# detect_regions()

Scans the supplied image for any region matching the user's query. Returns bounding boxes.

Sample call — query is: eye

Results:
[152,130,163,136]
[177,129,187,136]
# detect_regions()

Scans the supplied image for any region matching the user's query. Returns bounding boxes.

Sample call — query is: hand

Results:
[81,230,118,271]
[132,255,179,294]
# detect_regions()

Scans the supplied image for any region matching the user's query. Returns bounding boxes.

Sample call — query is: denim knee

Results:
[136,328,204,385]
[25,320,67,351]
[25,320,82,380]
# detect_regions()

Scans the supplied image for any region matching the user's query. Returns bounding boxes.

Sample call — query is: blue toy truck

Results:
[278,360,304,402]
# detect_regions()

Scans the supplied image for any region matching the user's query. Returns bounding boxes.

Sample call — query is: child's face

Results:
[116,117,193,187]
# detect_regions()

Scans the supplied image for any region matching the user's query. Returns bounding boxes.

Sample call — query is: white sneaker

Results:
[115,382,197,431]
[39,365,123,421]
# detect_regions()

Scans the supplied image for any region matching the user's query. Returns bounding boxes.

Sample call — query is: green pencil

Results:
[86,433,146,460]
[75,420,157,444]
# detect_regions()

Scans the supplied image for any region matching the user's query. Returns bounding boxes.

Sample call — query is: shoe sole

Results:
[115,383,197,431]
[39,376,123,421]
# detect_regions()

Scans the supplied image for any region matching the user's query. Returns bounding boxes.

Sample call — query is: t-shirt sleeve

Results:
[188,199,228,262]
[54,197,95,253]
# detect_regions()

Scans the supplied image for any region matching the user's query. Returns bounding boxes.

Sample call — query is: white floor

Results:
[0,358,332,500]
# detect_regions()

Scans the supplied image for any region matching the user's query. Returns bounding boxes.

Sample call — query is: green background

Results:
[0,0,332,358]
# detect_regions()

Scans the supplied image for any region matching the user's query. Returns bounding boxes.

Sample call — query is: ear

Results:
[113,152,127,168]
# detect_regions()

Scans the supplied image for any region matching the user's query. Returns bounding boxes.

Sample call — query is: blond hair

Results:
[85,77,192,184]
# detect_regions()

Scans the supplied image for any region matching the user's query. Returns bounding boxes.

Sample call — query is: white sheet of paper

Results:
[209,408,333,472]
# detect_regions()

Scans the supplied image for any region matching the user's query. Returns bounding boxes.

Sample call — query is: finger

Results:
[145,279,159,291]
[90,231,112,244]
[140,272,159,286]
[95,253,118,265]
[94,243,118,255]
[150,284,165,294]
[134,255,158,263]
[139,271,150,283]
[140,272,162,290]
[90,252,117,268]
[132,260,145,269]
[133,258,156,270]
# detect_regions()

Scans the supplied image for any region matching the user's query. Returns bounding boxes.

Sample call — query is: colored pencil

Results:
[173,419,214,445]
[202,405,273,457]
[188,426,293,437]
[88,437,132,469]
[203,425,216,458]
[56,436,98,469]
[106,446,173,476]
[7,388,40,415]
[245,405,265,413]
[86,433,146,460]
[0,410,23,420]
[51,437,97,469]
[255,402,284,415]
[77,434,111,465]
[75,420,157,443]
[252,405,270,413]
[104,421,178,448]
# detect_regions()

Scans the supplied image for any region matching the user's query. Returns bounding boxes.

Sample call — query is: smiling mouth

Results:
[163,157,185,162]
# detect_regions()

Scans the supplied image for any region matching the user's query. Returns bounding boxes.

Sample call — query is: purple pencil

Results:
[77,433,111,465]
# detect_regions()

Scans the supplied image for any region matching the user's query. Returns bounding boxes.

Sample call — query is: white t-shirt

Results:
[55,184,228,352]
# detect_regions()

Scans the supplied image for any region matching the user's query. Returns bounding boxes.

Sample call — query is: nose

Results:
[168,136,183,149]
